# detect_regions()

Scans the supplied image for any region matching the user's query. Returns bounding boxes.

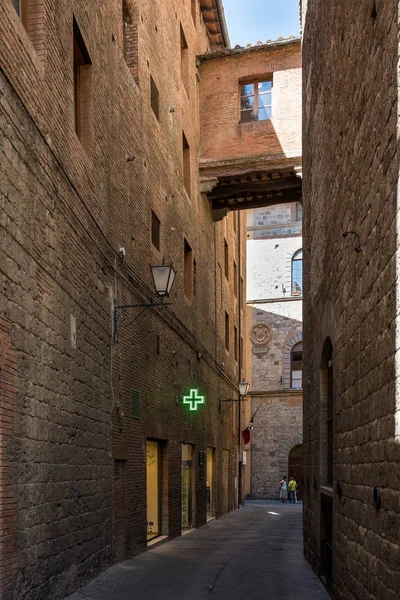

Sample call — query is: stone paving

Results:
[67,502,330,600]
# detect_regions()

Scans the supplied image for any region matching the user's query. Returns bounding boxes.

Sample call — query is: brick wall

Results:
[303,1,400,597]
[199,41,302,164]
[0,0,244,598]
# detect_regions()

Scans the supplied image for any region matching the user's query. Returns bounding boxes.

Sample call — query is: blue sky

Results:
[222,0,300,47]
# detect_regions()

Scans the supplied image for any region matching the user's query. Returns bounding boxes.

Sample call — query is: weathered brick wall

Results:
[0,1,244,598]
[199,41,302,163]
[303,1,400,598]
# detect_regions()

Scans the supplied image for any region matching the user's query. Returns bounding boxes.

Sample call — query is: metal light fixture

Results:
[151,264,176,298]
[238,381,249,397]
[219,381,250,415]
[113,262,176,343]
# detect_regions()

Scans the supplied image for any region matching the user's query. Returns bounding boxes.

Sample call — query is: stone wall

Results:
[250,392,302,499]
[302,1,400,598]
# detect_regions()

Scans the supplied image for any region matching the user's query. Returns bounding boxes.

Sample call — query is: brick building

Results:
[0,1,246,599]
[198,38,302,500]
[302,1,400,597]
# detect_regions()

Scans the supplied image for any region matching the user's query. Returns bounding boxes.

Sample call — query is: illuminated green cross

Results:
[182,388,205,411]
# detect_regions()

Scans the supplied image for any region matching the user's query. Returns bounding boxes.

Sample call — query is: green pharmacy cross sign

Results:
[182,388,205,411]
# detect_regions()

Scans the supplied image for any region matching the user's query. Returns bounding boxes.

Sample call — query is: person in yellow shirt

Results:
[288,477,297,503]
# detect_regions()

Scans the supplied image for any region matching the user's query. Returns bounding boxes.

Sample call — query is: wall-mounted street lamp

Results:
[219,381,249,415]
[113,263,176,343]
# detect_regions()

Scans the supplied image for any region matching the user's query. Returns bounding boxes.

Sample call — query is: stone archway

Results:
[277,433,303,478]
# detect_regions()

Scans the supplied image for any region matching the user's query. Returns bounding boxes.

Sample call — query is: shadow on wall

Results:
[302,1,399,598]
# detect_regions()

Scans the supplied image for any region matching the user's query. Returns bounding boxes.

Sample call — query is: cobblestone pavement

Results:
[67,502,330,600]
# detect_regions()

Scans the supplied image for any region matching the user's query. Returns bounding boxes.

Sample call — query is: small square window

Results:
[225,312,230,351]
[151,210,160,250]
[184,238,193,301]
[182,132,191,197]
[224,239,229,280]
[73,18,93,155]
[150,75,159,120]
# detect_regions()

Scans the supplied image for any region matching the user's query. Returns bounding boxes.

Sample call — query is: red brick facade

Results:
[0,1,245,598]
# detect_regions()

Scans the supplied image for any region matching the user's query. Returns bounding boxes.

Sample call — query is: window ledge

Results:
[320,485,333,498]
[238,119,272,129]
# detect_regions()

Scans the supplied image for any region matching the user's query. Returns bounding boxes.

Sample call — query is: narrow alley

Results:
[67,503,329,600]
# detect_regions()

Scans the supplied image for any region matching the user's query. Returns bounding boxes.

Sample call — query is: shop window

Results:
[122,0,139,83]
[182,444,193,531]
[182,132,191,197]
[151,210,160,250]
[206,448,216,519]
[240,79,272,123]
[180,24,189,95]
[73,18,93,155]
[146,440,162,541]
[184,238,193,301]
[291,249,302,295]
[150,75,159,120]
[290,342,303,389]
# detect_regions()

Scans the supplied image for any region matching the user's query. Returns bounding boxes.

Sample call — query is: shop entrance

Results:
[146,440,162,541]
[288,444,303,500]
[206,447,216,519]
[181,444,193,531]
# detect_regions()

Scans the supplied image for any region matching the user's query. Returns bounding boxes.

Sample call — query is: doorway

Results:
[288,444,303,501]
[181,444,193,531]
[206,447,216,519]
[320,496,333,591]
[146,440,162,541]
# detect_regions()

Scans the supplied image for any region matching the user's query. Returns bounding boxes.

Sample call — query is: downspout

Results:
[237,211,242,507]
[214,223,218,362]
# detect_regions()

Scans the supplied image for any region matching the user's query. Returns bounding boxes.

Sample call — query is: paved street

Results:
[67,502,329,600]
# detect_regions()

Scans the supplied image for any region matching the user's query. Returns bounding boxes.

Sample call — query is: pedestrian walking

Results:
[288,477,297,503]
[279,476,288,502]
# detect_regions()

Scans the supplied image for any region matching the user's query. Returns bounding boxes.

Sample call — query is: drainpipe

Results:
[237,211,242,507]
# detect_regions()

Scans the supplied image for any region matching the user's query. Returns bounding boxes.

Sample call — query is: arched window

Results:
[290,342,303,389]
[320,338,333,486]
[291,250,302,295]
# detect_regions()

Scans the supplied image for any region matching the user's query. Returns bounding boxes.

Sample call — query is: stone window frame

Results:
[291,248,302,296]
[283,333,303,389]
